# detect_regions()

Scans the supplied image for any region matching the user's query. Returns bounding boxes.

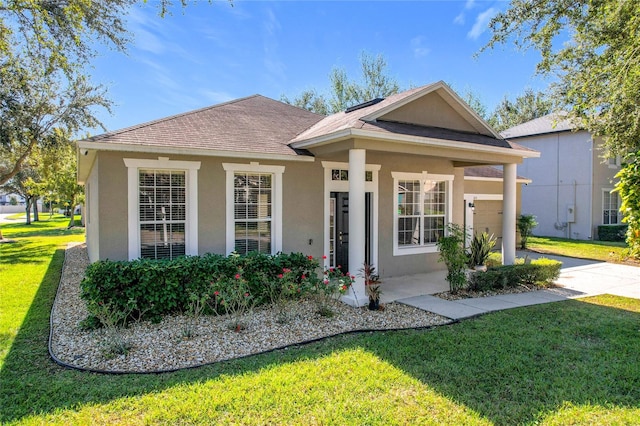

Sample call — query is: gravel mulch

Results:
[50,243,452,374]
[434,283,558,301]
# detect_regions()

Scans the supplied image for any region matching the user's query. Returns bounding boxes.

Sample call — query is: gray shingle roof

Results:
[500,113,575,139]
[83,95,324,157]
[81,85,536,158]
[464,165,529,181]
[290,85,430,143]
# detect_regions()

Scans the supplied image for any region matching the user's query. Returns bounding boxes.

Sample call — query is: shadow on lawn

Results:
[1,254,639,425]
[0,240,61,265]
[363,300,640,424]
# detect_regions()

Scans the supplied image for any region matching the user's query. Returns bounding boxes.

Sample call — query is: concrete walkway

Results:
[396,253,640,320]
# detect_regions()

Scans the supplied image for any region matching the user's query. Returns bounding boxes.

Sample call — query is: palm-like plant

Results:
[517,214,538,249]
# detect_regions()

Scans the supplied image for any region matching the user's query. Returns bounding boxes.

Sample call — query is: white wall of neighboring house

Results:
[515,130,620,240]
[0,193,45,214]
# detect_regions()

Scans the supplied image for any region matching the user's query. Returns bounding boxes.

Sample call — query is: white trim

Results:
[321,161,380,272]
[464,193,504,243]
[359,81,502,139]
[222,162,285,255]
[601,187,620,225]
[292,128,540,159]
[78,141,311,183]
[464,175,532,184]
[123,157,201,260]
[464,193,503,201]
[392,171,454,256]
[607,156,621,169]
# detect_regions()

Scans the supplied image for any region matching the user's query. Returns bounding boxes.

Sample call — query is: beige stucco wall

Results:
[94,152,132,260]
[381,92,478,134]
[85,157,100,262]
[88,148,521,279]
[363,151,459,277]
[591,137,623,238]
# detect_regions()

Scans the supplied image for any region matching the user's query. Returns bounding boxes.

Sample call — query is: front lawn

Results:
[1,219,639,425]
[527,236,629,263]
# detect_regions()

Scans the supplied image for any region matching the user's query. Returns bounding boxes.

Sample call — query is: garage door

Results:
[472,200,503,242]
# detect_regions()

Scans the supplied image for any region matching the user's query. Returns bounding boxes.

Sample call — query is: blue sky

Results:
[90,0,550,133]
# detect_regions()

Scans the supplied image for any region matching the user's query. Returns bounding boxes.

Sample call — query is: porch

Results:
[378,270,449,303]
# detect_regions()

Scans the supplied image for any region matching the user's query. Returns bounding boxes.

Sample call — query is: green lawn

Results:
[527,236,629,263]
[1,219,639,425]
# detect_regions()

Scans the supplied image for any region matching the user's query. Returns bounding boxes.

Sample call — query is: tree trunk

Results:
[0,226,4,240]
[33,199,39,222]
[67,197,76,228]
[25,199,32,225]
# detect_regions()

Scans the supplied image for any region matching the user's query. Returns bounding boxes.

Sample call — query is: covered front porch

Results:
[379,269,449,303]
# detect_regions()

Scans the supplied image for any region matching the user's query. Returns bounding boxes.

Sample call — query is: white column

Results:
[344,149,367,306]
[502,163,517,265]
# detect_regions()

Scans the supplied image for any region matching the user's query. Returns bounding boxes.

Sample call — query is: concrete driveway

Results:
[0,213,18,223]
[517,250,640,300]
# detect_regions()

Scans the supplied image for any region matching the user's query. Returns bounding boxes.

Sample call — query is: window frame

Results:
[124,157,201,261]
[392,171,454,256]
[602,188,621,225]
[607,156,621,169]
[223,162,284,255]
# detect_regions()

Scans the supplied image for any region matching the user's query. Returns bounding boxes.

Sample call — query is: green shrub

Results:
[517,214,538,249]
[80,252,324,326]
[468,232,497,267]
[485,252,502,268]
[468,258,561,291]
[436,223,469,293]
[597,225,627,242]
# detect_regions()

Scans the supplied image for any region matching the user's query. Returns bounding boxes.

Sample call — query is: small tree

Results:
[436,224,469,293]
[517,214,538,249]
[614,152,640,259]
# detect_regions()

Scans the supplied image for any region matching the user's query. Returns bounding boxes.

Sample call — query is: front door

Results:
[330,192,371,274]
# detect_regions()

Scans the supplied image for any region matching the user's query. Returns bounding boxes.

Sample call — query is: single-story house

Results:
[77,81,539,305]
[502,113,620,240]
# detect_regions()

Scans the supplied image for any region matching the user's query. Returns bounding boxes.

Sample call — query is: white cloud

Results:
[467,7,498,40]
[454,0,476,25]
[411,36,431,58]
[201,90,236,104]
[262,8,286,83]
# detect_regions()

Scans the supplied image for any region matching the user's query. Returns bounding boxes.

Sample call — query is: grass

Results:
[1,219,639,425]
[527,236,629,263]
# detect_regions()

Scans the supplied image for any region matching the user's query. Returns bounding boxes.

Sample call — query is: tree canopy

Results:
[282,52,400,115]
[0,57,111,186]
[484,0,640,258]
[484,0,640,156]
[488,89,553,132]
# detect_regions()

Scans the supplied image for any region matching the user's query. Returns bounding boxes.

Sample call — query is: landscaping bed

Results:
[50,243,451,373]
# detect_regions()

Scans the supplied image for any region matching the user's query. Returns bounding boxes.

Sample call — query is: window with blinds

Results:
[233,172,272,254]
[138,170,186,260]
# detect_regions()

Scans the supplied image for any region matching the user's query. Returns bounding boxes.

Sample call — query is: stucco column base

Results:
[340,292,367,308]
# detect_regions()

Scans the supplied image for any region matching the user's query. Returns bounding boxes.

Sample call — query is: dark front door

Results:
[331,192,371,274]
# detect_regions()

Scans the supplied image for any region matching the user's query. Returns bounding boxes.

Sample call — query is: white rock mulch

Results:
[50,243,451,373]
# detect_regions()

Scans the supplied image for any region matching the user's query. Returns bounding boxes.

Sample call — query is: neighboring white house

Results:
[502,114,621,240]
[0,192,26,214]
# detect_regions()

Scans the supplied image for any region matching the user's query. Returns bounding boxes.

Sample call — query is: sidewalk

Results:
[397,253,640,320]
